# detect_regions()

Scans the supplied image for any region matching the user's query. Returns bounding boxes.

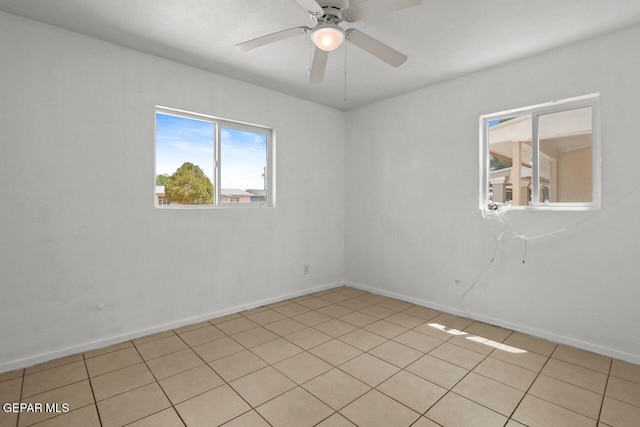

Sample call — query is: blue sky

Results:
[156,113,267,190]
[221,127,267,190]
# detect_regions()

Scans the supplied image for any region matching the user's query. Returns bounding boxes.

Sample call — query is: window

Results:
[155,107,273,208]
[480,94,600,210]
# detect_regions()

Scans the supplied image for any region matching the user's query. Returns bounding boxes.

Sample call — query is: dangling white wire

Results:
[461,181,640,310]
[460,209,500,311]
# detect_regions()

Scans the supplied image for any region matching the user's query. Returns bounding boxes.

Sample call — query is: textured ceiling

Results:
[2,0,640,110]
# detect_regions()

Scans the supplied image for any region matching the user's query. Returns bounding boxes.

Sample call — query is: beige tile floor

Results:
[1,286,639,427]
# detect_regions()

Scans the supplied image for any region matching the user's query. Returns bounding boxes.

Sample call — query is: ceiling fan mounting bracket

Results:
[312,0,350,22]
[316,0,350,11]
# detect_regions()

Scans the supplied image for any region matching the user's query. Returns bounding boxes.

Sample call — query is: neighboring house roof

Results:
[220,189,253,196]
[245,189,266,197]
[156,187,261,198]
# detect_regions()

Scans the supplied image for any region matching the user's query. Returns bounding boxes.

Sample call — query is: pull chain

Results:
[344,36,348,102]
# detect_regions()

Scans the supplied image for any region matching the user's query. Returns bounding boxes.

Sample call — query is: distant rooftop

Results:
[245,189,266,197]
[220,189,254,196]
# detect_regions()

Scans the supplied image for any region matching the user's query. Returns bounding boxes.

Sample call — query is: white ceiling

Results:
[2,0,640,110]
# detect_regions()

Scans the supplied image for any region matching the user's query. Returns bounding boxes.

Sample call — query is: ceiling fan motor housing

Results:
[317,0,350,20]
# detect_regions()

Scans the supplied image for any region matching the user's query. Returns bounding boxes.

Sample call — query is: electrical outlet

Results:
[304,264,310,275]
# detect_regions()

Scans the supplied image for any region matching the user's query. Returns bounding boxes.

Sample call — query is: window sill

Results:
[482,204,600,213]
[154,204,274,209]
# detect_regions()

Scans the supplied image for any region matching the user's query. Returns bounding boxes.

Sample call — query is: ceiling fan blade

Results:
[295,0,324,15]
[237,26,311,52]
[309,46,329,83]
[346,29,407,67]
[343,0,422,22]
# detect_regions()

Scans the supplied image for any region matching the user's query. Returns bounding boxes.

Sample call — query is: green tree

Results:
[164,162,213,205]
[489,154,511,171]
[156,174,170,185]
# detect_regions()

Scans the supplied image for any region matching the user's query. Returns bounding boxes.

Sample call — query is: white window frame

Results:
[155,106,275,208]
[479,93,601,211]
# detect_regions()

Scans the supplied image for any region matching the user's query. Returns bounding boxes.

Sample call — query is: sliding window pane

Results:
[155,113,215,206]
[220,127,268,204]
[487,115,532,206]
[537,107,592,203]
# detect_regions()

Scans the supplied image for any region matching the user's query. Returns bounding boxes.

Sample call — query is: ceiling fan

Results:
[237,0,422,83]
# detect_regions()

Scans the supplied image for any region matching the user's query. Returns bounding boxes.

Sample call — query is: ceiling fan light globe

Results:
[311,25,344,51]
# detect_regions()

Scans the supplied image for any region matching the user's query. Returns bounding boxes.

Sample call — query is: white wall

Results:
[3,11,639,372]
[0,12,345,370]
[345,25,640,363]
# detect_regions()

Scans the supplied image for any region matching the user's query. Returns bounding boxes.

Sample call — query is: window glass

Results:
[481,94,599,210]
[487,115,532,206]
[220,127,268,205]
[537,107,593,203]
[155,113,215,206]
[155,108,273,208]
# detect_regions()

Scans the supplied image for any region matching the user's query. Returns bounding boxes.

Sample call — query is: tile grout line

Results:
[21,356,83,377]
[81,320,625,427]
[20,404,95,427]
[529,371,606,397]
[19,377,91,401]
[21,350,184,403]
[520,390,606,423]
[269,295,446,423]
[81,367,158,403]
[477,350,547,373]
[15,369,25,427]
[20,378,102,427]
[138,322,285,423]
[290,290,410,426]
[128,339,189,427]
[243,345,344,414]
[463,341,618,403]
[81,354,103,427]
[84,342,134,361]
[547,354,613,375]
[504,346,556,425]
[20,366,102,426]
[597,358,614,425]
[85,360,148,382]
[329,290,467,424]
[206,291,404,425]
[171,326,275,427]
[9,287,639,427]
[415,330,516,425]
[175,297,446,423]
[410,416,444,427]
[312,313,508,425]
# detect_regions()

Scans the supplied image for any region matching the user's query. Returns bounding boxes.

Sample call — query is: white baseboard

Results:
[344,281,640,365]
[0,281,344,374]
[5,279,637,373]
